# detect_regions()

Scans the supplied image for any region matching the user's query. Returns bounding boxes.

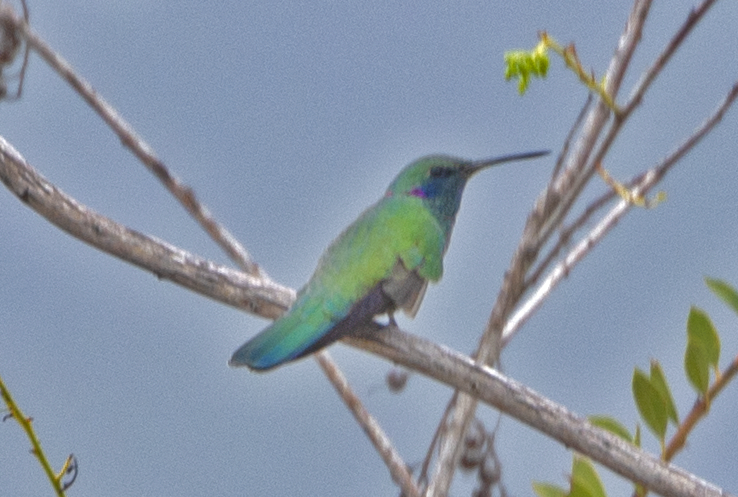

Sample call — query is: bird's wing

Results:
[228,283,392,370]
[229,196,445,370]
[400,278,428,318]
[381,258,428,318]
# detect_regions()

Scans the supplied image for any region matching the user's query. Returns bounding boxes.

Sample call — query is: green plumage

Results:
[230,151,547,371]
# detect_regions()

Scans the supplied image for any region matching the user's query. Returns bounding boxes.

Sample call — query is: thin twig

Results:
[316,351,421,497]
[621,0,719,119]
[4,6,263,277]
[426,2,654,494]
[524,96,598,290]
[417,390,458,491]
[504,82,738,350]
[0,135,294,318]
[664,353,738,461]
[0,375,73,496]
[550,95,593,188]
[523,187,610,288]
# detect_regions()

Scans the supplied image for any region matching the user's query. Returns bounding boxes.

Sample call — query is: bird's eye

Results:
[429,166,452,178]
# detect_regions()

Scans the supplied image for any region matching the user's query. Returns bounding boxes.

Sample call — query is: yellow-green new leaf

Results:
[570,456,606,497]
[504,44,550,95]
[649,360,679,424]
[533,482,567,497]
[632,368,667,441]
[705,277,738,317]
[687,306,720,367]
[685,338,710,395]
[588,415,632,443]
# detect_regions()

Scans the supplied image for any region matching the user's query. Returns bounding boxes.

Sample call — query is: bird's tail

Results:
[229,296,333,371]
[229,281,395,371]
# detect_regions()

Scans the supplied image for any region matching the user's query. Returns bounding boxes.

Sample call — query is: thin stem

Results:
[621,0,719,119]
[664,354,738,461]
[6,7,263,277]
[316,351,421,497]
[426,2,653,494]
[0,375,74,496]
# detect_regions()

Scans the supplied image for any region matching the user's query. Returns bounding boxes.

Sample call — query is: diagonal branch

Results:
[426,1,655,494]
[5,3,263,278]
[503,80,738,346]
[344,327,733,497]
[621,0,719,119]
[0,135,293,318]
[316,353,421,497]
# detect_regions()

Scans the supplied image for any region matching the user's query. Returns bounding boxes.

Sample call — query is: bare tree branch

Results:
[0,135,293,318]
[345,326,732,497]
[621,0,719,118]
[316,352,421,497]
[4,2,264,278]
[426,1,655,493]
[503,80,738,346]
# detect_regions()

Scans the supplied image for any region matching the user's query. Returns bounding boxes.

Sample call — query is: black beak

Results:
[465,149,550,175]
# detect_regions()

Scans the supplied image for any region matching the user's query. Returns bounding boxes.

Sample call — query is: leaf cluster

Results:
[534,277,738,497]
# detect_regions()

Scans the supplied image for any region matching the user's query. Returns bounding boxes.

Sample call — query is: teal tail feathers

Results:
[229,300,333,371]
[230,283,394,371]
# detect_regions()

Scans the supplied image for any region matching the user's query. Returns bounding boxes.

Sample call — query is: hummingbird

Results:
[230,150,548,371]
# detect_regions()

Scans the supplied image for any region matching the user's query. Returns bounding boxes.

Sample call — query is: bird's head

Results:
[385,151,549,230]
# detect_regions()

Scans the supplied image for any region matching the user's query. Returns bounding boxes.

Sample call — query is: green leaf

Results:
[686,307,720,367]
[632,368,667,441]
[504,45,550,95]
[588,415,632,442]
[685,338,710,395]
[570,456,606,497]
[705,277,738,317]
[649,360,679,424]
[533,482,568,497]
[634,424,641,448]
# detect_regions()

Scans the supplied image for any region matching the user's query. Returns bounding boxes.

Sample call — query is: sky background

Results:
[2,1,738,496]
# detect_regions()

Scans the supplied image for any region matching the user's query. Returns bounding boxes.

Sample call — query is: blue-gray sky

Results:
[2,1,738,496]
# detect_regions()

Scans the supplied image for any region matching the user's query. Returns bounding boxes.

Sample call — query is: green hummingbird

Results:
[230,150,548,371]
